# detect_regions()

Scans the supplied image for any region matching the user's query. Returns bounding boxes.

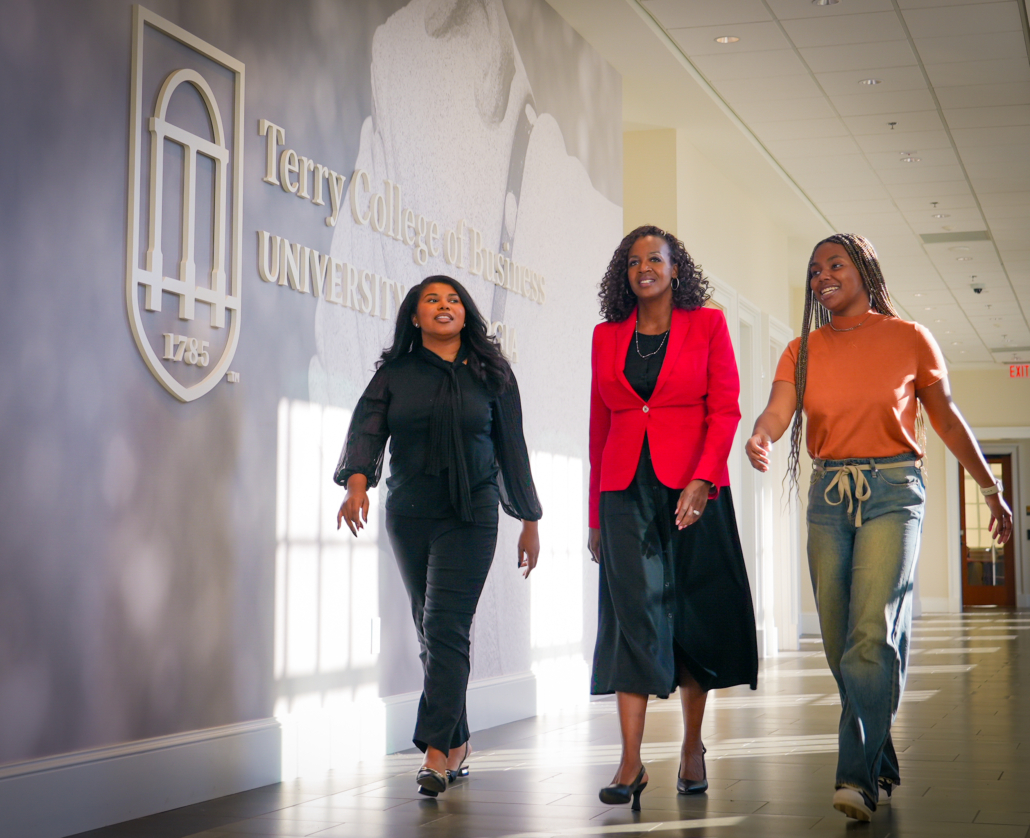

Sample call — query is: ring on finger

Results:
[691,509,700,516]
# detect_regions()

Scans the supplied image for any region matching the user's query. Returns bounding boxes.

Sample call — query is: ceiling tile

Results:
[854,130,952,152]
[763,135,863,158]
[864,147,959,168]
[748,117,850,140]
[924,59,1030,88]
[732,96,837,122]
[768,0,895,18]
[799,39,917,73]
[893,194,977,211]
[941,105,1030,129]
[970,176,1030,194]
[905,210,988,232]
[979,193,1030,208]
[782,11,907,47]
[951,125,1030,148]
[983,205,1030,220]
[690,49,808,80]
[817,198,903,213]
[878,163,967,184]
[912,31,1027,65]
[901,2,1022,38]
[886,179,972,198]
[815,66,929,96]
[806,184,894,202]
[936,82,1030,110]
[642,0,770,29]
[842,110,944,134]
[712,74,824,102]
[667,21,791,55]
[832,89,937,116]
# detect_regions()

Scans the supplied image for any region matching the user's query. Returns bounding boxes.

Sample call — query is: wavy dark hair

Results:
[379,275,511,392]
[785,233,903,491]
[598,225,709,322]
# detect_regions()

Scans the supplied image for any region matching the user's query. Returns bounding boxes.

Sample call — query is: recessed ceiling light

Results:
[812,0,841,5]
[924,307,933,311]
[951,341,962,346]
[901,156,921,163]
[950,246,970,252]
[859,79,881,86]
[932,213,950,218]
[956,256,973,261]
[913,293,923,297]
[714,35,740,44]
[934,319,944,323]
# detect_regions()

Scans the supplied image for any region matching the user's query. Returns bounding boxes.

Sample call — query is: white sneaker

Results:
[833,787,874,821]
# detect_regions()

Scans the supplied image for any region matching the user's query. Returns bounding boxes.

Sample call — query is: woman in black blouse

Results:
[335,276,542,797]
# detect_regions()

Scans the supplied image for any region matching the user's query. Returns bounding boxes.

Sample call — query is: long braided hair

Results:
[786,234,901,490]
[598,225,709,321]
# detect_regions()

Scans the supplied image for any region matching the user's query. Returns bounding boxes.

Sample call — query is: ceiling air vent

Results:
[919,231,991,244]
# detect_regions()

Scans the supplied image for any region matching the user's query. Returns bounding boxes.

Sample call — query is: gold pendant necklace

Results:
[828,313,873,332]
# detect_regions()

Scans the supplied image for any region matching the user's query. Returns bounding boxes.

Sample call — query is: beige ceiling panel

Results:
[963,153,1030,180]
[924,59,1030,88]
[799,40,917,74]
[894,193,976,212]
[818,198,904,213]
[767,0,895,19]
[748,117,851,140]
[791,167,883,188]
[690,49,808,80]
[951,125,1030,148]
[854,130,952,153]
[970,177,1030,195]
[843,110,944,134]
[979,193,1030,208]
[879,163,967,184]
[983,206,1030,221]
[833,89,937,117]
[886,179,972,198]
[865,147,960,168]
[732,96,838,122]
[667,21,790,55]
[763,135,863,158]
[782,11,908,47]
[936,82,1030,110]
[912,31,1027,65]
[713,74,824,102]
[642,0,771,29]
[906,213,989,234]
[901,2,1022,38]
[937,105,1030,129]
[815,65,929,96]
[806,184,894,202]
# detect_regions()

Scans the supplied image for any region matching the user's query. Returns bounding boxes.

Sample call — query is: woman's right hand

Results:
[337,475,370,536]
[587,528,601,564]
[745,432,773,472]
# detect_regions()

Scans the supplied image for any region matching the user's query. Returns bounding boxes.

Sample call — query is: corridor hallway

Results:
[77,612,1030,838]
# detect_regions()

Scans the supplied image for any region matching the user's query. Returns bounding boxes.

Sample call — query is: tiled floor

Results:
[75,611,1030,838]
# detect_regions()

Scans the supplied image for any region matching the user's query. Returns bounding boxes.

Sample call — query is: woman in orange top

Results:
[746,234,1012,823]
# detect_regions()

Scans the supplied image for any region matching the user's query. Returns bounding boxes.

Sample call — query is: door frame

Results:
[958,453,1016,607]
[945,429,1027,611]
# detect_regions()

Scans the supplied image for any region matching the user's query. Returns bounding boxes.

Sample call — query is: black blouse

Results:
[334,345,542,524]
[624,331,669,402]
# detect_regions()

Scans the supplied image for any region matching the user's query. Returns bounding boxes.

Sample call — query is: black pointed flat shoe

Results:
[416,766,447,796]
[677,745,708,795]
[599,764,648,811]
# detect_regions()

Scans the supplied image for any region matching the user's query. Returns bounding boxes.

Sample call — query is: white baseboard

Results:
[0,719,280,838]
[800,612,821,636]
[383,671,536,754]
[919,597,959,614]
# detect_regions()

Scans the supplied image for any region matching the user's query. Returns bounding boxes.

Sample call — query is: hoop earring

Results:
[672,277,680,291]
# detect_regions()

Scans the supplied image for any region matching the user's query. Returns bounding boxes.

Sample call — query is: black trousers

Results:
[385,509,498,753]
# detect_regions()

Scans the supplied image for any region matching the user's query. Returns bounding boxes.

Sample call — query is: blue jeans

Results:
[807,454,925,803]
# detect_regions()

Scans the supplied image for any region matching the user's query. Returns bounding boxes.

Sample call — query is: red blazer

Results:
[589,306,741,528]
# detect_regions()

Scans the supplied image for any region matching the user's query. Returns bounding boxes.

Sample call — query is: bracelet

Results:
[980,479,1003,497]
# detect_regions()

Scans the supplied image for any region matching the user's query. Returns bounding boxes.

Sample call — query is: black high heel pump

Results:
[599,764,648,811]
[677,745,708,795]
[446,742,471,783]
[416,765,447,797]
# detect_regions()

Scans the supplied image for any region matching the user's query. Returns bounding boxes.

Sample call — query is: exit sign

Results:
[1011,364,1030,378]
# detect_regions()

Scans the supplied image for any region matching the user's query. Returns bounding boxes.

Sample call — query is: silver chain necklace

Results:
[635,327,669,358]
[828,313,873,332]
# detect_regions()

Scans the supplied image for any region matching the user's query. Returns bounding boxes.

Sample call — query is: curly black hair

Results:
[598,225,709,322]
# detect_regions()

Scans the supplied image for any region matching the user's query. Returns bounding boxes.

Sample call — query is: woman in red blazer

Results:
[589,226,758,810]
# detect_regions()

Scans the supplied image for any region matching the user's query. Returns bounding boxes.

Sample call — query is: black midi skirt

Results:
[591,443,759,697]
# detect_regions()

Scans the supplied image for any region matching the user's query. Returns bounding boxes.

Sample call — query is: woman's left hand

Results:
[675,479,711,529]
[985,493,1014,544]
[518,520,540,578]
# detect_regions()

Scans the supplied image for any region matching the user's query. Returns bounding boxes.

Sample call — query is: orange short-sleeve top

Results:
[774,313,947,459]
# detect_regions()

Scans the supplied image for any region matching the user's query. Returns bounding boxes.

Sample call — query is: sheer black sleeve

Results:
[333,365,391,488]
[491,374,543,521]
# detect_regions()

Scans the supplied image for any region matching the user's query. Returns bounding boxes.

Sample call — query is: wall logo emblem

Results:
[125,6,244,402]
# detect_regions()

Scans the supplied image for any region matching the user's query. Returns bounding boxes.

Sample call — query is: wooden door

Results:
[959,455,1015,608]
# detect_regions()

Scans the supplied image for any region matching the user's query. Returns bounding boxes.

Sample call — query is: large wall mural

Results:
[0,0,621,766]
